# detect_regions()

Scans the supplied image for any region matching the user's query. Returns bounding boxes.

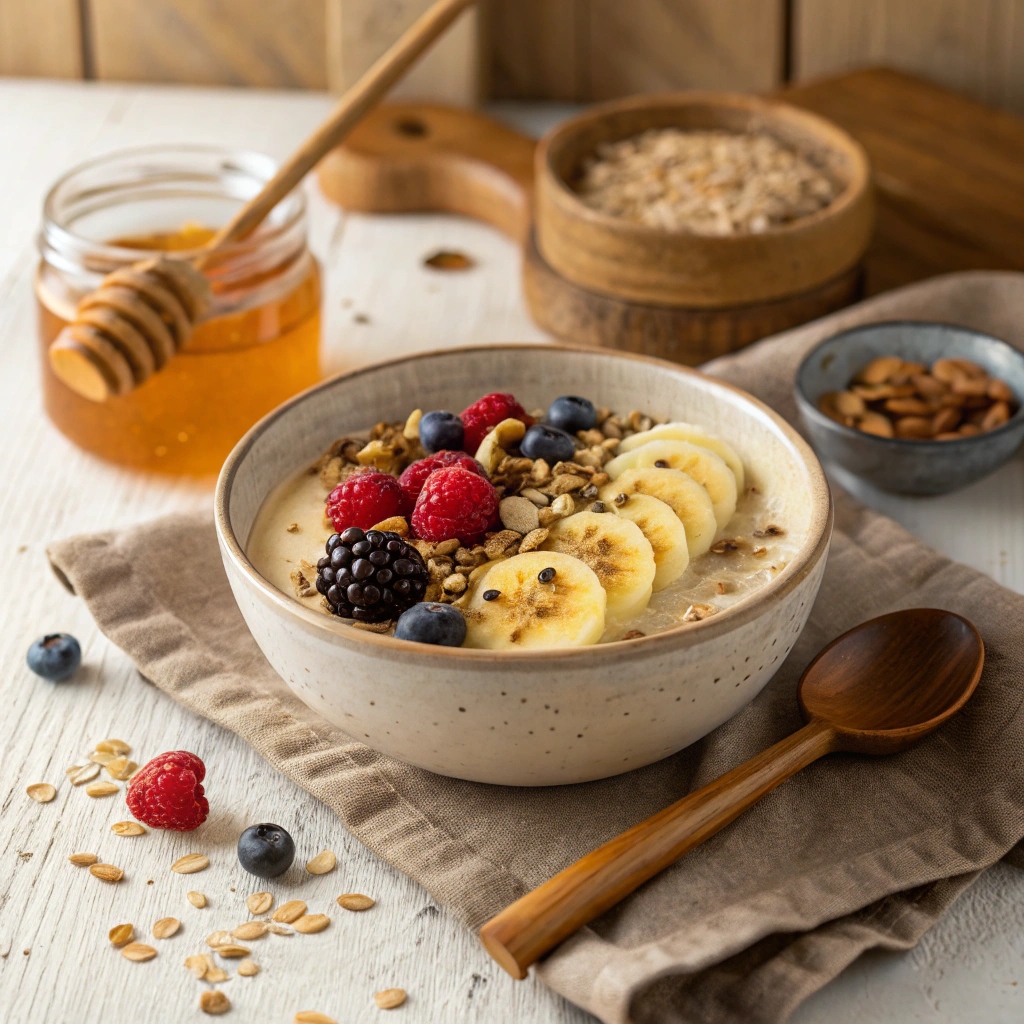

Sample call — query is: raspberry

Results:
[460,392,533,454]
[326,470,409,532]
[398,451,486,505]
[411,466,500,544]
[126,750,209,832]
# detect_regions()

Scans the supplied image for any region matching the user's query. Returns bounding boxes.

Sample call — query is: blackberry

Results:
[316,527,427,623]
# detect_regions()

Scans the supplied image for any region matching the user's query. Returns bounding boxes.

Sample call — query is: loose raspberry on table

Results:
[460,392,533,454]
[326,470,409,532]
[411,466,500,544]
[126,750,209,832]
[398,451,486,505]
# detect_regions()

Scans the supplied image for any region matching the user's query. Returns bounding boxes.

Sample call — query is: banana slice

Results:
[617,422,745,490]
[599,468,717,559]
[541,511,655,623]
[463,551,606,650]
[605,440,737,530]
[610,493,689,591]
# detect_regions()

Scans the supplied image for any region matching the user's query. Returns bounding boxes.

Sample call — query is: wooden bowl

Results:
[216,344,832,786]
[535,92,875,308]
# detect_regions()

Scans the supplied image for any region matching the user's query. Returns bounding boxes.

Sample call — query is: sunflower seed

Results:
[90,863,124,883]
[215,944,250,958]
[106,757,139,780]
[336,893,375,912]
[294,1013,336,1024]
[374,988,407,1010]
[231,921,268,941]
[121,942,157,962]
[184,953,210,978]
[111,821,146,836]
[152,917,180,939]
[171,854,210,874]
[206,931,231,948]
[109,923,134,947]
[186,891,207,908]
[69,852,98,867]
[67,763,100,785]
[96,739,131,755]
[200,990,231,1015]
[246,891,273,915]
[292,914,329,934]
[85,781,119,798]
[305,849,337,875]
[26,783,56,803]
[267,923,293,936]
[237,958,260,977]
[272,900,307,924]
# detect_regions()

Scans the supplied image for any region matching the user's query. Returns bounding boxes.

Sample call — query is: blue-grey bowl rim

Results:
[794,319,1024,448]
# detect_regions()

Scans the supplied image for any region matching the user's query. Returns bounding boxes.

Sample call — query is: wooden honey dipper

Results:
[49,0,477,403]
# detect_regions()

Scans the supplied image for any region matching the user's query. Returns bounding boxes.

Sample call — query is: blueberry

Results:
[26,634,81,681]
[419,411,464,453]
[394,602,467,646]
[520,423,576,463]
[237,822,295,878]
[547,395,597,433]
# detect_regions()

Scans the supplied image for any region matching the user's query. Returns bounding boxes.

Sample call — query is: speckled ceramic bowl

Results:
[216,345,832,786]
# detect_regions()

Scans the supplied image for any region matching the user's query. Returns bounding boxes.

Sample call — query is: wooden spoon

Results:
[48,0,477,403]
[479,608,984,979]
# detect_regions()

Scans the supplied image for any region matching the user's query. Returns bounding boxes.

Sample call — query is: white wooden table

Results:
[2,80,1023,1024]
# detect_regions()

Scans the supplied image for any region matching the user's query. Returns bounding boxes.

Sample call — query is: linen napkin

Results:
[48,271,1024,1024]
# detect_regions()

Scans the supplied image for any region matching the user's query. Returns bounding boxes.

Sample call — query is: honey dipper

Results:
[48,0,477,403]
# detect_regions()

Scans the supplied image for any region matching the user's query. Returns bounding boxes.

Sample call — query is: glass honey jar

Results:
[37,145,321,475]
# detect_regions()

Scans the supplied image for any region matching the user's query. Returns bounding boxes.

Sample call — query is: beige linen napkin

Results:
[48,271,1024,1024]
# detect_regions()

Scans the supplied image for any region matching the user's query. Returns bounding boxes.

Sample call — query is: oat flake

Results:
[121,942,156,962]
[232,921,268,941]
[374,988,407,1010]
[171,853,210,874]
[272,900,307,924]
[85,781,119,798]
[200,990,230,1015]
[26,783,56,803]
[89,863,124,883]
[152,917,180,939]
[237,958,260,977]
[108,923,134,947]
[246,891,273,915]
[186,891,207,908]
[305,849,337,875]
[111,821,146,836]
[292,914,330,934]
[68,852,98,867]
[294,1013,336,1024]
[67,763,100,785]
[337,893,375,912]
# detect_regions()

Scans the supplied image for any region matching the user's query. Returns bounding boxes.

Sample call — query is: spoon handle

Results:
[479,719,838,979]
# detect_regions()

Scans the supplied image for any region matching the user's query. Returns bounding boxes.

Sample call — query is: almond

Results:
[856,355,904,385]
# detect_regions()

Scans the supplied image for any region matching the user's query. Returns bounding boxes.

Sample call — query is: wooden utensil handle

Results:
[200,0,477,258]
[479,719,839,979]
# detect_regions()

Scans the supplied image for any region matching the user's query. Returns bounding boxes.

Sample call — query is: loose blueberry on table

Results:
[26,633,81,681]
[237,822,295,878]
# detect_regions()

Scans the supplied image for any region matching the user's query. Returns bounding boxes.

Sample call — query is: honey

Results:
[37,146,322,476]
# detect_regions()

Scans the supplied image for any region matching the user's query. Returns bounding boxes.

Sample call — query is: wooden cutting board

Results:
[318,68,1024,361]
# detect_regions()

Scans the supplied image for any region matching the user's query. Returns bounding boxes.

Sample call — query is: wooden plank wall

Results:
[3,0,1024,118]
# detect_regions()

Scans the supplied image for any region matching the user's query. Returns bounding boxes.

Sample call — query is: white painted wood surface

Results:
[0,80,1022,1024]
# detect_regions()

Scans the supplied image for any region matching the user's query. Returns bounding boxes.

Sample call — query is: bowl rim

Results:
[215,343,833,664]
[537,91,872,245]
[794,319,1024,448]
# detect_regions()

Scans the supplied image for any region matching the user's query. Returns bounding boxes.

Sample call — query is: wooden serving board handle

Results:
[316,103,536,245]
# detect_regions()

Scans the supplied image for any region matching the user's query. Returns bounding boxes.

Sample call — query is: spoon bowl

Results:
[800,608,984,754]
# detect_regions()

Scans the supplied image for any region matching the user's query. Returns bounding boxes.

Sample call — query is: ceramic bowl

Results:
[795,321,1024,495]
[216,345,832,786]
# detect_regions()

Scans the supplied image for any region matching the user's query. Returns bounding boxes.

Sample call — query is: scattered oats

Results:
[171,853,210,874]
[26,783,56,803]
[69,852,98,867]
[200,990,231,1015]
[267,923,294,936]
[237,958,260,977]
[86,781,119,798]
[90,863,124,883]
[206,966,229,983]
[273,900,307,924]
[375,988,407,1009]
[292,914,330,934]
[67,763,100,785]
[109,923,134,947]
[187,891,207,908]
[216,944,251,958]
[682,603,719,622]
[206,931,231,948]
[152,917,180,939]
[89,750,117,766]
[111,821,146,836]
[337,893,375,912]
[96,739,131,755]
[106,757,139,780]
[246,891,273,915]
[306,849,337,875]
[184,953,210,979]
[549,494,575,517]
[121,942,157,962]
[294,1013,336,1024]
[232,921,268,941]
[286,522,300,533]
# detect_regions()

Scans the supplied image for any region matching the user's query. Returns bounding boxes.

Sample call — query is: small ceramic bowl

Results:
[216,345,831,786]
[795,321,1024,495]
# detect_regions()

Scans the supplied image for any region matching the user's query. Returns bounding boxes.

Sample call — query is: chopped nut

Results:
[518,527,550,553]
[286,522,300,533]
[370,516,409,536]
[374,988,407,1010]
[121,942,157,962]
[546,473,587,495]
[26,783,56,803]
[171,854,210,874]
[530,459,552,485]
[200,990,231,1015]
[246,891,273,915]
[601,419,623,439]
[337,893,376,912]
[442,573,467,597]
[549,494,575,518]
[109,923,134,947]
[403,408,422,440]
[306,849,337,875]
[484,530,522,559]
[682,603,718,622]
